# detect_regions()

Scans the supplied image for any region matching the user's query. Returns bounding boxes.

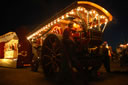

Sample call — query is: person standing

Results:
[102,42,111,72]
[31,40,41,72]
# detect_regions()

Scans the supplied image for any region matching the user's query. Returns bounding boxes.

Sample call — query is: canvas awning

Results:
[0,32,18,43]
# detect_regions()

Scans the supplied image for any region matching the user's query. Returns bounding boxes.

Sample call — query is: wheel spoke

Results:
[48,38,54,45]
[51,63,56,72]
[45,46,56,55]
[88,66,93,70]
[56,53,62,57]
[43,55,51,58]
[55,47,60,53]
[51,62,60,72]
[55,63,60,72]
[56,67,60,72]
[45,45,52,51]
[55,58,61,63]
[45,61,53,66]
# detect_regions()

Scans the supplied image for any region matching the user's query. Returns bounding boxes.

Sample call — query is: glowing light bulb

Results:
[93,10,96,14]
[105,19,108,22]
[95,13,98,17]
[57,18,60,22]
[100,16,103,18]
[61,16,64,19]
[51,22,53,26]
[48,23,50,27]
[90,26,92,29]
[103,16,105,19]
[69,10,74,14]
[54,20,56,24]
[89,11,92,14]
[66,14,69,17]
[80,7,84,11]
[77,7,81,11]
[84,10,87,13]
[45,25,48,29]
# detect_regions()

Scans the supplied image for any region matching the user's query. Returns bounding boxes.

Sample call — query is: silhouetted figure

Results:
[102,42,110,72]
[31,41,41,72]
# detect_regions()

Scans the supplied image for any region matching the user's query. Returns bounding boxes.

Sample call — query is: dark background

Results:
[1,0,128,50]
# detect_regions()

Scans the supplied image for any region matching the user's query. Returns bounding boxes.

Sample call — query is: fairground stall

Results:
[0,31,32,68]
[116,43,128,66]
[27,1,113,79]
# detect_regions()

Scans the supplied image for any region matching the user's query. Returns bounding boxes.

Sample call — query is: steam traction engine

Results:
[27,1,113,81]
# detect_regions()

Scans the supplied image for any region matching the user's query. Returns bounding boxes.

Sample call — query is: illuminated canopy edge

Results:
[27,1,113,40]
[77,1,113,21]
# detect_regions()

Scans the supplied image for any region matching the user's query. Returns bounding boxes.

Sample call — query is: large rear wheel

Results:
[41,34,64,81]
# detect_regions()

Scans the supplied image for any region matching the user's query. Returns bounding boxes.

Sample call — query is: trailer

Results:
[27,1,113,82]
[0,30,32,68]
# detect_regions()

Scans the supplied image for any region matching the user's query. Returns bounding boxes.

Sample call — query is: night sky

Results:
[1,0,128,50]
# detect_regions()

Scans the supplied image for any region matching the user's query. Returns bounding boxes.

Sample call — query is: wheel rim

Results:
[42,34,62,77]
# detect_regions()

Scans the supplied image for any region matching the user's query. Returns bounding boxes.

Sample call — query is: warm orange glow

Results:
[4,51,15,58]
[4,39,18,59]
[50,25,62,34]
[120,44,124,47]
[0,59,17,68]
[119,43,128,48]
[60,19,71,24]
[27,1,113,40]
[24,64,31,66]
[73,23,80,28]
[77,1,113,21]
